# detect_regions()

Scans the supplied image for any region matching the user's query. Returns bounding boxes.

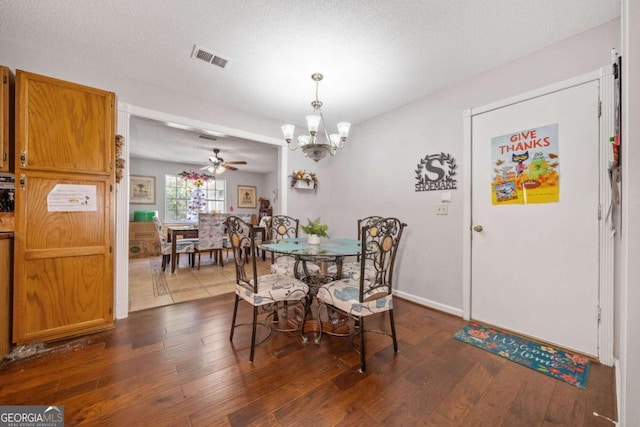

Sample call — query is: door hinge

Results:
[109,246,112,253]
[110,184,113,192]
[20,151,26,168]
[2,152,6,162]
[19,174,25,191]
[2,74,6,84]
[597,306,601,323]
[598,101,602,118]
[598,204,602,220]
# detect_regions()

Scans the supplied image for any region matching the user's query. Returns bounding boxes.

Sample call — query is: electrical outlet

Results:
[436,204,448,215]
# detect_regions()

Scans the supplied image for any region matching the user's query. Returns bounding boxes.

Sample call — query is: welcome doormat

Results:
[453,322,590,389]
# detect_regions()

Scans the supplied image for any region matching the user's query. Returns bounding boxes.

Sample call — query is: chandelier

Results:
[281,73,351,162]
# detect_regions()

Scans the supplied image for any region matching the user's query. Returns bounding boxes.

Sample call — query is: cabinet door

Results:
[0,66,9,172]
[13,70,115,344]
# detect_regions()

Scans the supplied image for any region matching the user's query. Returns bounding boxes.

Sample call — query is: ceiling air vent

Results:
[192,45,229,69]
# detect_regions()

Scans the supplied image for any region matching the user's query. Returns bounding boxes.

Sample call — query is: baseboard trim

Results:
[393,289,463,317]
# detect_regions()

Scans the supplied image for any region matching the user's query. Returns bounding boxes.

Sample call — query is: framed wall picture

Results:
[130,175,156,204]
[237,185,257,208]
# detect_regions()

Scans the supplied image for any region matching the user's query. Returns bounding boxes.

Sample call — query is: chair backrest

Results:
[358,217,407,302]
[357,216,384,239]
[197,213,225,249]
[258,215,271,228]
[152,216,169,245]
[269,215,299,241]
[225,215,258,291]
[355,216,383,261]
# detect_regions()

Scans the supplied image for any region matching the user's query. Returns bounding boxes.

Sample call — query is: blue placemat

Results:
[261,242,309,252]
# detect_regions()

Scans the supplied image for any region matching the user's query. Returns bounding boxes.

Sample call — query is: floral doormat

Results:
[453,322,590,389]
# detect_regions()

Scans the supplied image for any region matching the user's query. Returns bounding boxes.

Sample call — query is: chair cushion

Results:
[160,239,195,255]
[236,274,309,306]
[317,278,391,316]
[327,261,377,281]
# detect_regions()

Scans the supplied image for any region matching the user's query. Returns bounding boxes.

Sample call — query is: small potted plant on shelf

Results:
[300,217,329,244]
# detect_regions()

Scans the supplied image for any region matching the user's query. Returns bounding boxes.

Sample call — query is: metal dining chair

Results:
[327,215,383,281]
[267,215,319,277]
[315,217,407,372]
[226,215,310,362]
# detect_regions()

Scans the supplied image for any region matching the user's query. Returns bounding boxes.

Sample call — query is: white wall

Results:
[324,19,620,314]
[129,158,272,222]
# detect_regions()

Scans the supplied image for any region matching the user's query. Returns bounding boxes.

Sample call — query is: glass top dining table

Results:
[258,237,362,281]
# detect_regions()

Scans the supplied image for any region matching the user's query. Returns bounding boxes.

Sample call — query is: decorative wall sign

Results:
[491,124,560,205]
[415,153,458,191]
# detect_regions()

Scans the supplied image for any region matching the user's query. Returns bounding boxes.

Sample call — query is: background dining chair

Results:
[152,216,196,272]
[254,215,271,261]
[315,217,407,372]
[226,215,309,362]
[268,215,319,277]
[194,212,226,269]
[328,215,383,281]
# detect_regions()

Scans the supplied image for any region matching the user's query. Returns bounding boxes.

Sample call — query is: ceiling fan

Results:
[200,148,247,174]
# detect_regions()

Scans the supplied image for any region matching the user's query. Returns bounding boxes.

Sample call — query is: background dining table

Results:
[167,224,267,273]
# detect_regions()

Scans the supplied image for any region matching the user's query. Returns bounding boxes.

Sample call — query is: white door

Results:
[471,80,600,357]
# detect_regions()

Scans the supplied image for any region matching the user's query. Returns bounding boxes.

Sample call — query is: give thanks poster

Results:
[491,124,560,205]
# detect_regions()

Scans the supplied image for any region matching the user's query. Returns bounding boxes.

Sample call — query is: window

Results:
[165,174,226,222]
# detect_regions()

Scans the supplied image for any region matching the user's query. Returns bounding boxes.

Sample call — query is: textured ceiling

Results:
[0,1,620,169]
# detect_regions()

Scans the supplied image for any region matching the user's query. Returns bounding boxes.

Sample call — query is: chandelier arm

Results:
[287,139,301,151]
[319,112,333,147]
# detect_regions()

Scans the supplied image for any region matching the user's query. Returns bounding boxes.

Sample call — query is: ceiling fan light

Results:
[215,165,226,174]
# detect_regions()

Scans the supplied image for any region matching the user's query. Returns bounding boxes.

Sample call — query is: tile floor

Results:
[128,252,272,312]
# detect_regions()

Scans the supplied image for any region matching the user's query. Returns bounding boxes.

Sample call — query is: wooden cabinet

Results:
[13,70,115,344]
[0,65,11,172]
[0,233,12,356]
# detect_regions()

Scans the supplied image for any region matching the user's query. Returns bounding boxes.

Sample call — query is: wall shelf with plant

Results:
[289,169,318,191]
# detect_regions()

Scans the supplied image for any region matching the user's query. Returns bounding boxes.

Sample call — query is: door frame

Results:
[113,103,286,320]
[462,66,615,365]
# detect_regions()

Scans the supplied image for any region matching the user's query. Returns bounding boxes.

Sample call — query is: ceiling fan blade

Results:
[223,164,238,171]
[224,161,247,165]
[199,135,218,141]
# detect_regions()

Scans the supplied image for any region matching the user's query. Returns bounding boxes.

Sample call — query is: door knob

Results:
[473,225,483,232]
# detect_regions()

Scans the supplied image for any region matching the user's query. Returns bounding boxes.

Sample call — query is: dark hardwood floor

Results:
[0,296,616,426]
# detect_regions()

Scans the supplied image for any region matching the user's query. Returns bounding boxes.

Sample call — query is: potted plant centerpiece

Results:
[300,217,329,244]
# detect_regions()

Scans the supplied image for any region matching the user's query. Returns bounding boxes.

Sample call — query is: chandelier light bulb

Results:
[298,135,311,146]
[281,124,295,142]
[306,115,321,134]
